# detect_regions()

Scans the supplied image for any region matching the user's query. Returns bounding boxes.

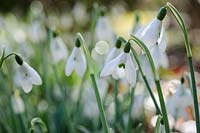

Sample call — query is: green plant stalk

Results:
[77,33,109,132]
[130,47,161,115]
[90,74,110,133]
[129,36,170,133]
[126,87,135,133]
[155,115,162,133]
[114,80,120,130]
[166,2,200,132]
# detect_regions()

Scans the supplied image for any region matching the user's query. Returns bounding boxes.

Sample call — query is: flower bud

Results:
[157,7,167,21]
[15,54,23,65]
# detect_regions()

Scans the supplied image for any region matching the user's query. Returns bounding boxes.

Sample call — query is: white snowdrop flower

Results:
[100,42,137,87]
[150,27,169,69]
[95,15,114,43]
[15,55,42,93]
[65,38,87,77]
[94,41,109,55]
[50,33,68,63]
[178,120,196,133]
[105,38,123,63]
[29,21,46,42]
[72,2,89,26]
[166,81,193,120]
[11,91,25,114]
[135,7,167,49]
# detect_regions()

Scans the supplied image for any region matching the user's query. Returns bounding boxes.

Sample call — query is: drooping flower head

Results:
[65,37,87,77]
[135,7,167,49]
[100,42,137,87]
[50,31,68,63]
[15,54,42,93]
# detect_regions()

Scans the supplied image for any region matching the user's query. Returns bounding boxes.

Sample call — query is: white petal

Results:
[75,48,87,77]
[150,46,161,69]
[95,16,113,42]
[125,54,137,87]
[137,19,162,49]
[94,41,109,55]
[158,26,167,52]
[65,47,77,76]
[105,47,121,63]
[160,52,169,68]
[112,67,125,80]
[20,79,33,93]
[50,37,67,63]
[100,53,124,77]
[23,62,42,85]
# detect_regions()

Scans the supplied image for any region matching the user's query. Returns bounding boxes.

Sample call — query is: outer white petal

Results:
[138,19,162,49]
[150,46,161,69]
[160,51,169,68]
[50,37,67,63]
[100,53,124,77]
[95,16,113,42]
[65,47,77,76]
[125,54,137,87]
[105,47,121,63]
[23,62,42,85]
[20,79,33,93]
[75,48,87,77]
[158,26,167,52]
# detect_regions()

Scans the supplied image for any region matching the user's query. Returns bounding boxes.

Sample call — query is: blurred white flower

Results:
[15,59,42,93]
[100,44,137,87]
[72,2,89,26]
[50,35,68,63]
[177,120,196,133]
[95,16,114,43]
[11,92,25,114]
[166,82,193,120]
[29,21,46,42]
[65,44,86,77]
[94,41,109,55]
[38,100,48,112]
[131,95,145,120]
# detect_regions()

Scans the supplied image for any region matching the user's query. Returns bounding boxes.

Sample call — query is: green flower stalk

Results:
[166,2,200,132]
[129,36,170,132]
[155,115,163,133]
[76,33,110,133]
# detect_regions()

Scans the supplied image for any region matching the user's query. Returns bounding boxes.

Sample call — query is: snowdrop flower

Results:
[11,91,25,114]
[95,12,114,43]
[150,27,169,69]
[166,79,193,120]
[65,38,87,77]
[100,42,137,87]
[50,32,68,63]
[15,55,42,93]
[177,120,196,133]
[105,38,123,63]
[135,7,167,49]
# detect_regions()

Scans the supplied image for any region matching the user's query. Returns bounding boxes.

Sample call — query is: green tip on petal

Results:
[124,42,131,53]
[157,7,167,21]
[181,76,185,84]
[15,54,23,65]
[75,38,81,47]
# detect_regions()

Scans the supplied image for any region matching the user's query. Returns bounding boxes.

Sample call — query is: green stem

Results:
[114,80,120,130]
[155,115,162,133]
[130,47,161,115]
[166,3,200,132]
[90,74,110,133]
[129,36,170,133]
[126,87,135,133]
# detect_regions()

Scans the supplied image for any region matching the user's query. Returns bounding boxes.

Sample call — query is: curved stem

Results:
[155,115,163,133]
[166,3,200,133]
[130,47,161,115]
[129,36,170,133]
